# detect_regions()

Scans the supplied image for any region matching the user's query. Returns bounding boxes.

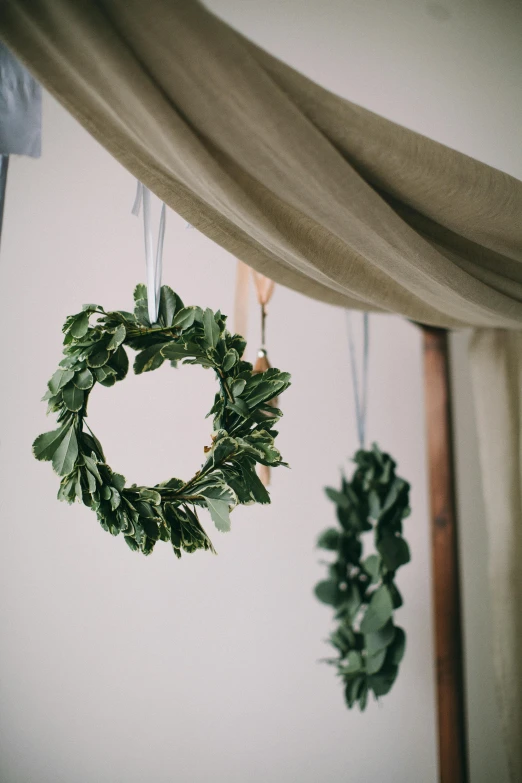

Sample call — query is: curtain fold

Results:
[1,0,521,329]
[1,0,521,777]
[469,332,522,782]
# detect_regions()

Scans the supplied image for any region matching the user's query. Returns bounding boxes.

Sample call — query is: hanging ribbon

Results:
[252,270,276,486]
[233,261,276,351]
[346,310,369,449]
[234,259,250,344]
[252,270,275,375]
[233,260,279,485]
[132,181,166,324]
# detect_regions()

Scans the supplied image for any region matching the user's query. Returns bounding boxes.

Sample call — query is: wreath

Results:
[33,284,291,557]
[315,445,411,709]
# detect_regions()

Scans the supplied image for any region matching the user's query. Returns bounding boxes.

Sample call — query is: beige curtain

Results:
[469,332,522,782]
[1,0,521,775]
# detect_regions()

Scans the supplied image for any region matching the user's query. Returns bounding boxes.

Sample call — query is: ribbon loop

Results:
[132,181,166,324]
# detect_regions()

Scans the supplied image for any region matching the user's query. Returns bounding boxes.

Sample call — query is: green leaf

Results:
[33,427,67,462]
[388,582,403,610]
[68,311,90,339]
[134,283,147,302]
[172,306,196,329]
[359,683,369,711]
[360,585,394,634]
[133,344,167,374]
[107,324,126,350]
[86,346,110,368]
[134,300,150,327]
[377,534,410,571]
[325,486,350,509]
[84,468,97,494]
[52,427,79,476]
[211,436,238,465]
[340,650,362,674]
[134,500,156,518]
[365,621,396,655]
[230,378,246,398]
[198,480,237,509]
[159,285,181,326]
[345,676,364,709]
[94,366,116,384]
[110,345,129,381]
[139,488,162,505]
[83,454,102,483]
[73,368,94,390]
[329,625,355,654]
[366,647,387,675]
[314,580,342,606]
[362,553,381,583]
[141,516,160,541]
[158,476,184,491]
[205,497,231,532]
[227,398,249,418]
[62,383,85,412]
[344,583,362,622]
[48,368,75,395]
[368,489,381,519]
[203,308,220,348]
[45,393,63,414]
[111,473,126,492]
[381,478,405,515]
[109,487,121,510]
[58,476,77,504]
[222,349,239,372]
[125,535,139,552]
[317,528,341,551]
[81,430,105,461]
[161,343,189,361]
[368,664,399,697]
[387,627,406,666]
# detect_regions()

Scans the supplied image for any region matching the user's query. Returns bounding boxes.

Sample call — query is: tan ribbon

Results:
[234,260,278,486]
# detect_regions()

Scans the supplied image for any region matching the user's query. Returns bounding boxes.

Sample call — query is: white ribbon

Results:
[132,181,166,324]
[346,310,370,449]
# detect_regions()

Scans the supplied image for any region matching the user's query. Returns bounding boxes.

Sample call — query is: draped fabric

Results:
[469,332,522,783]
[1,0,521,776]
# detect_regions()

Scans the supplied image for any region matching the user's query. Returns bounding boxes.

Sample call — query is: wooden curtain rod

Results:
[421,325,469,783]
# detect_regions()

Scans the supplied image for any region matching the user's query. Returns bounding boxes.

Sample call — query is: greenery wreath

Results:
[315,444,411,710]
[33,284,291,557]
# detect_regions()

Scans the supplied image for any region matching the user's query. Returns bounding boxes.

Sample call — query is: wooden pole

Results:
[422,326,468,783]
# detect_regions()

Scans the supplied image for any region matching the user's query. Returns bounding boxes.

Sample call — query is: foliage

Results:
[33,284,291,557]
[315,444,411,710]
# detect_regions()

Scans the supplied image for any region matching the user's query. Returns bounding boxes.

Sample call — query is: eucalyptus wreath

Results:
[33,284,291,557]
[315,444,411,710]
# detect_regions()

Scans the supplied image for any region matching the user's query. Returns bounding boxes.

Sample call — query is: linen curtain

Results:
[1,0,521,776]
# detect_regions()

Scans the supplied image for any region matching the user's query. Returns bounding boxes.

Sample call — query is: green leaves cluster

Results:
[33,284,291,557]
[315,444,411,710]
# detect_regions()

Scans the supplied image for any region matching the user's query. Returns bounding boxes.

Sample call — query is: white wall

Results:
[1,1,520,781]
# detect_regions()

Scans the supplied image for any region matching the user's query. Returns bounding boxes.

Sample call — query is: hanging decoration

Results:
[33,284,291,557]
[314,313,412,709]
[252,270,278,486]
[234,260,279,485]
